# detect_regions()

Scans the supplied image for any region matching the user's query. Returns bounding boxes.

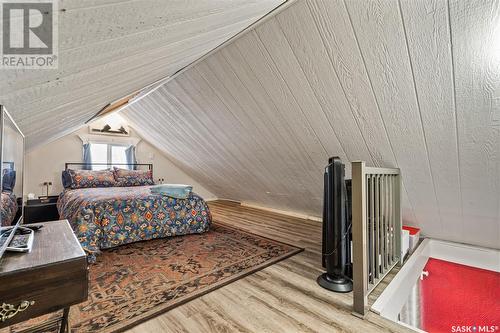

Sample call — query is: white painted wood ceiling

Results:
[122,0,500,249]
[0,0,284,148]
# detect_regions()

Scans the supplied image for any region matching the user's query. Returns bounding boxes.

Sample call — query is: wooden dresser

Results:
[0,221,88,332]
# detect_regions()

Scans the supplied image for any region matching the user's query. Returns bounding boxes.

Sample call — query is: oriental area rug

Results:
[3,222,302,333]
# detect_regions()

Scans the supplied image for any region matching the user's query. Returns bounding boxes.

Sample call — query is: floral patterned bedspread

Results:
[1,192,17,227]
[57,186,212,261]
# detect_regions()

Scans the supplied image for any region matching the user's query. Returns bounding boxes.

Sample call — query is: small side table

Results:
[23,196,60,224]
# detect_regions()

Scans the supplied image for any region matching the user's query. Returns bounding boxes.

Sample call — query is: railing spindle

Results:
[388,175,393,264]
[374,175,380,279]
[369,176,375,284]
[384,175,389,269]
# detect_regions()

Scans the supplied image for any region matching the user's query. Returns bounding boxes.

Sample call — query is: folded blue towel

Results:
[150,184,193,199]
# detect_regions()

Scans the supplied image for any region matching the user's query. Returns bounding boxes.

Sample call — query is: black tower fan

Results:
[317,157,353,292]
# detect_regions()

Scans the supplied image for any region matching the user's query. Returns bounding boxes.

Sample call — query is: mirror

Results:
[0,105,24,259]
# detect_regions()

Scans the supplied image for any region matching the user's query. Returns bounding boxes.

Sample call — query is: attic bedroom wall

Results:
[122,0,500,249]
[24,127,215,200]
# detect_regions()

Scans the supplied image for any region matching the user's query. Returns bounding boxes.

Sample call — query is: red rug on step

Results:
[420,258,500,333]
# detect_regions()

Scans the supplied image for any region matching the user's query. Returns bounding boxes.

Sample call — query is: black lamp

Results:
[42,181,52,197]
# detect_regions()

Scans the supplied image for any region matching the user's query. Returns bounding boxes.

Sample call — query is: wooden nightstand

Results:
[24,196,60,224]
[0,220,88,332]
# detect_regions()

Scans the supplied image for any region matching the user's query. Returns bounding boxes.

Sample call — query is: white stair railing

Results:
[352,161,402,317]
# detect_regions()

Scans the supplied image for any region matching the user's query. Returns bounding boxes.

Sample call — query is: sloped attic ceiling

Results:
[122,0,500,249]
[0,0,284,148]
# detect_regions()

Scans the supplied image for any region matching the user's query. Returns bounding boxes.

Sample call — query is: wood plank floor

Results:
[127,201,412,333]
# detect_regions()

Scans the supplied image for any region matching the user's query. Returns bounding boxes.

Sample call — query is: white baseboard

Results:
[204,197,219,202]
[241,201,322,222]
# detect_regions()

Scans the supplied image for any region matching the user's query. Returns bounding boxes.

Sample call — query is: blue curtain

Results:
[125,145,137,170]
[82,143,92,170]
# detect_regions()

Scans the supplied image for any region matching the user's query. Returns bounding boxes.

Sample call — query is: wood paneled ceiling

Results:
[0,0,284,148]
[122,0,500,249]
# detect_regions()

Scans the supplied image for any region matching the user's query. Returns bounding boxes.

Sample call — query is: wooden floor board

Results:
[127,201,411,333]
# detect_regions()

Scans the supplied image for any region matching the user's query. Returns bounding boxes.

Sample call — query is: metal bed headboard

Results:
[65,163,153,174]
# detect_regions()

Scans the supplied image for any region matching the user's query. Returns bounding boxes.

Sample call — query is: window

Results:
[89,143,130,170]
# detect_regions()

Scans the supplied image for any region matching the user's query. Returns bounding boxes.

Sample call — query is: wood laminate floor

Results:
[127,201,412,333]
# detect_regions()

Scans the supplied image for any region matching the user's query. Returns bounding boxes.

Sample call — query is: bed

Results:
[57,164,212,262]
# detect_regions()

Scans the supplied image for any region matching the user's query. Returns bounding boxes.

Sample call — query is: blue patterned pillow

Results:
[67,169,116,189]
[61,170,72,189]
[113,167,154,187]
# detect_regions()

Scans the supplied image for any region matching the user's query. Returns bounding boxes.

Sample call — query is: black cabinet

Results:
[24,196,60,224]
